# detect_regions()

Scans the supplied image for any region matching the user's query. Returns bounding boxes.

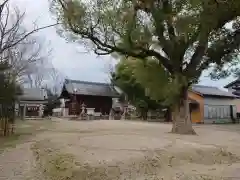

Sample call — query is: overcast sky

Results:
[13,0,235,88]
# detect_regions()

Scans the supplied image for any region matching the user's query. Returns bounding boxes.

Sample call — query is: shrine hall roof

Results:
[63,79,119,97]
[224,78,240,88]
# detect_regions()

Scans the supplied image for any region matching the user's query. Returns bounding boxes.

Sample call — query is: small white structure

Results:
[86,108,95,120]
[86,108,95,115]
[53,108,62,116]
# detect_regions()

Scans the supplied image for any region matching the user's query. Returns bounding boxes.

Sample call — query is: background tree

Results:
[1,0,56,89]
[6,36,51,86]
[43,87,61,117]
[52,0,240,134]
[47,67,65,95]
[0,0,56,135]
[41,67,65,117]
[0,0,55,56]
[0,61,22,136]
[111,58,162,119]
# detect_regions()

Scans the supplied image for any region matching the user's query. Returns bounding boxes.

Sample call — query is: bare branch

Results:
[1,23,58,54]
[0,1,59,56]
[0,0,9,15]
[6,35,51,83]
[47,67,65,94]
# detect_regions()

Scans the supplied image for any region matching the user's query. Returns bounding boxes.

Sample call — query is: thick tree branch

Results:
[187,0,239,48]
[151,10,173,58]
[185,30,209,75]
[184,0,240,76]
[84,25,173,73]
[162,0,175,41]
[151,11,172,57]
[59,0,174,73]
[131,0,174,58]
[198,29,240,71]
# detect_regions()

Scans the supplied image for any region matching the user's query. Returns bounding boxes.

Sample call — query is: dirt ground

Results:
[1,119,240,180]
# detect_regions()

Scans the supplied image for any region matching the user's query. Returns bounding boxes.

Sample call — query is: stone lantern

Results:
[81,102,86,114]
[80,102,87,120]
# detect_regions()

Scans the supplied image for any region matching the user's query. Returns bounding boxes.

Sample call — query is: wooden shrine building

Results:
[59,79,119,115]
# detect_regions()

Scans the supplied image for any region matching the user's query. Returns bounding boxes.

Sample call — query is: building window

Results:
[220,107,224,118]
[204,105,208,118]
[204,105,231,119]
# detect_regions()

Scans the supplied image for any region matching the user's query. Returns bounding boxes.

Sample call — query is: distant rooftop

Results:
[19,88,48,101]
[224,78,240,88]
[192,85,237,98]
[63,79,119,97]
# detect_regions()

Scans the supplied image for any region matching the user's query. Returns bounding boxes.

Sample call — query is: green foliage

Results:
[43,88,60,116]
[111,59,161,110]
[0,61,22,129]
[117,58,188,106]
[52,0,240,104]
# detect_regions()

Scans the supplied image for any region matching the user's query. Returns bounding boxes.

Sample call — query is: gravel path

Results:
[0,142,43,180]
[1,119,240,180]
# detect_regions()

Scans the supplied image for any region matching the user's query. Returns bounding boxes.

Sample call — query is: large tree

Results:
[52,0,240,134]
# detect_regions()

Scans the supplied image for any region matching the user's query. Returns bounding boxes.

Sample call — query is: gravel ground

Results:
[0,142,43,180]
[0,120,52,180]
[1,119,240,180]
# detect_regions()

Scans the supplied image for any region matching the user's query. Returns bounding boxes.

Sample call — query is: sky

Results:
[13,0,235,89]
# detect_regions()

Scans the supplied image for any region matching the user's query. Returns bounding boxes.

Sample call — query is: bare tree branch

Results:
[48,67,64,94]
[0,1,56,87]
[6,35,52,84]
[0,1,59,56]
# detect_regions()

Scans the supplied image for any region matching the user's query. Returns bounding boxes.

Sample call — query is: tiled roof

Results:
[224,78,240,88]
[63,79,119,97]
[19,88,48,101]
[192,85,237,98]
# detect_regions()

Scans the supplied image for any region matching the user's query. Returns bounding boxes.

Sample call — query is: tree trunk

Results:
[171,87,196,135]
[140,108,148,120]
[164,108,172,122]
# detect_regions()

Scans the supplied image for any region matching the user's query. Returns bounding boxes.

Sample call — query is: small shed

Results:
[59,79,119,115]
[191,85,237,124]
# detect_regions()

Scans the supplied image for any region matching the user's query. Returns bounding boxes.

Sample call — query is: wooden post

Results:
[0,118,3,136]
[23,104,26,120]
[3,118,8,136]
